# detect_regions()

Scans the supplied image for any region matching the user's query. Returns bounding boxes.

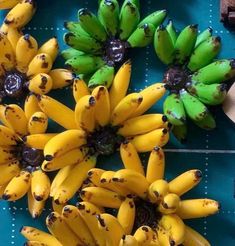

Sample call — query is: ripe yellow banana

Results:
[148,179,169,203]
[0,125,19,145]
[0,145,15,165]
[146,147,165,183]
[24,241,49,246]
[38,95,77,129]
[73,78,90,103]
[27,190,45,219]
[52,199,66,214]
[0,160,20,185]
[168,169,202,196]
[120,141,144,175]
[109,60,131,111]
[158,193,180,214]
[49,69,74,90]
[6,26,22,51]
[0,183,8,198]
[119,235,138,246]
[28,111,48,135]
[130,128,169,152]
[38,37,59,62]
[0,0,19,9]
[134,226,154,246]
[156,226,171,246]
[87,168,105,186]
[28,73,53,95]
[21,226,63,246]
[24,94,41,120]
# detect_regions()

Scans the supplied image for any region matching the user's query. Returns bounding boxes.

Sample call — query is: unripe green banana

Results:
[180,89,208,121]
[119,1,140,40]
[154,25,174,65]
[172,123,187,143]
[188,36,221,72]
[88,65,115,88]
[174,24,198,64]
[64,21,90,37]
[61,48,84,60]
[163,93,186,126]
[195,27,213,47]
[166,19,177,45]
[127,23,155,47]
[98,0,119,37]
[138,10,167,28]
[121,0,140,12]
[78,8,107,42]
[193,112,216,130]
[191,59,235,84]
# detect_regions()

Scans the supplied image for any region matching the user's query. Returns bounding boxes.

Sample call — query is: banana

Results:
[158,193,180,214]
[119,235,139,246]
[0,23,8,33]
[166,19,177,44]
[130,128,169,152]
[177,199,220,219]
[193,112,216,130]
[117,197,135,234]
[16,34,38,73]
[87,168,105,186]
[92,86,110,126]
[24,94,41,120]
[191,59,235,84]
[52,199,66,214]
[6,26,22,51]
[172,123,187,143]
[53,156,96,204]
[3,170,31,201]
[61,47,84,60]
[38,95,77,130]
[121,0,140,10]
[88,65,115,88]
[168,169,202,196]
[146,147,165,183]
[4,0,36,28]
[0,125,20,145]
[98,0,119,37]
[138,10,167,27]
[119,1,140,40]
[75,95,96,132]
[0,160,20,186]
[156,226,172,246]
[148,179,169,203]
[175,24,198,64]
[120,141,144,175]
[64,21,90,37]
[73,78,90,103]
[38,37,59,62]
[28,111,48,135]
[112,169,149,199]
[188,36,221,71]
[154,25,174,65]
[163,93,186,126]
[0,145,15,165]
[134,226,154,246]
[21,226,63,246]
[46,212,82,246]
[195,27,213,47]
[49,69,74,90]
[111,93,143,126]
[24,241,48,246]
[0,0,19,9]
[180,89,208,122]
[27,190,45,219]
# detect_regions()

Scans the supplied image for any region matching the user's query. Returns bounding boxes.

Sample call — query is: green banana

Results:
[188,36,221,72]
[121,0,140,11]
[191,59,235,84]
[172,123,187,143]
[64,21,90,37]
[138,10,167,28]
[127,23,155,47]
[166,19,177,45]
[98,0,119,37]
[174,24,198,64]
[195,27,213,47]
[163,93,186,126]
[78,8,107,42]
[154,25,174,65]
[193,112,216,130]
[119,1,140,40]
[187,82,227,105]
[180,89,208,121]
[88,65,115,88]
[61,48,84,60]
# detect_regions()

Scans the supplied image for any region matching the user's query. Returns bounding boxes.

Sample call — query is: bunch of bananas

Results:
[154,22,235,140]
[37,61,169,205]
[63,0,167,88]
[0,101,57,218]
[21,146,219,246]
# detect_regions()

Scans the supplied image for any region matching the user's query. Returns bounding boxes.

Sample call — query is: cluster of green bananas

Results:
[154,21,235,141]
[62,0,167,88]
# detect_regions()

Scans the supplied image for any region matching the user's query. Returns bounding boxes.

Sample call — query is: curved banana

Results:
[49,69,74,90]
[148,179,169,203]
[0,160,20,186]
[158,193,180,214]
[195,27,212,47]
[27,190,45,219]
[134,226,154,246]
[156,226,172,246]
[87,168,105,186]
[0,125,20,145]
[24,94,41,120]
[28,73,53,95]
[0,145,15,165]
[6,26,23,51]
[24,241,48,246]
[52,199,66,214]
[38,37,59,62]
[193,112,216,130]
[73,78,90,103]
[119,235,138,246]
[0,0,19,9]
[138,9,167,27]
[166,19,177,44]
[28,112,48,135]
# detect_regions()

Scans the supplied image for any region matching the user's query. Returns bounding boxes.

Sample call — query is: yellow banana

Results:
[16,34,38,73]
[120,141,144,175]
[0,160,20,186]
[0,145,15,165]
[119,235,138,246]
[73,78,90,103]
[62,205,95,245]
[177,199,220,219]
[0,23,8,33]
[148,179,169,203]
[38,95,77,129]
[118,114,168,136]
[158,193,180,214]
[156,226,172,246]
[27,190,45,219]
[21,226,63,246]
[146,147,165,183]
[168,169,202,196]
[28,111,48,135]
[131,83,166,117]
[46,212,82,246]
[3,170,31,201]
[4,0,36,28]
[149,234,161,246]
[111,93,143,126]
[130,128,169,152]
[6,27,22,51]
[53,156,96,204]
[117,197,135,235]
[52,199,66,214]
[0,0,19,9]
[31,169,50,201]
[24,94,41,120]
[24,241,49,246]
[0,183,8,198]
[112,169,149,199]
[87,168,105,186]
[38,37,59,62]
[133,226,154,246]
[75,95,96,132]
[0,125,19,145]
[109,60,131,111]
[28,73,53,95]
[92,86,110,126]
[49,69,74,90]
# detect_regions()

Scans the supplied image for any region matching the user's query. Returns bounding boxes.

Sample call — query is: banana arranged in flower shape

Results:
[21,146,219,246]
[0,102,57,218]
[63,0,167,88]
[38,61,167,205]
[154,22,235,141]
[0,29,74,103]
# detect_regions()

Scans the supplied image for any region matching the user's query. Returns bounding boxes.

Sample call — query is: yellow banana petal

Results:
[49,69,74,89]
[28,111,48,135]
[38,37,59,62]
[28,73,53,95]
[27,190,45,219]
[73,78,90,103]
[6,26,22,51]
[24,94,41,120]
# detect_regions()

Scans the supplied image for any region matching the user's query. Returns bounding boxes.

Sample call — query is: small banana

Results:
[24,241,48,246]
[52,199,66,215]
[87,168,105,186]
[0,125,19,145]
[6,26,23,51]
[134,226,154,246]
[49,69,74,90]
[0,0,19,9]
[73,78,90,103]
[27,190,45,219]
[172,123,187,143]
[166,19,177,45]
[119,235,138,246]
[27,112,48,135]
[64,21,90,37]
[61,47,84,60]
[0,145,15,165]
[193,112,216,130]
[158,193,180,214]
[148,179,169,203]
[38,37,59,62]
[195,27,213,47]
[24,94,41,120]
[0,160,20,186]
[138,10,167,27]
